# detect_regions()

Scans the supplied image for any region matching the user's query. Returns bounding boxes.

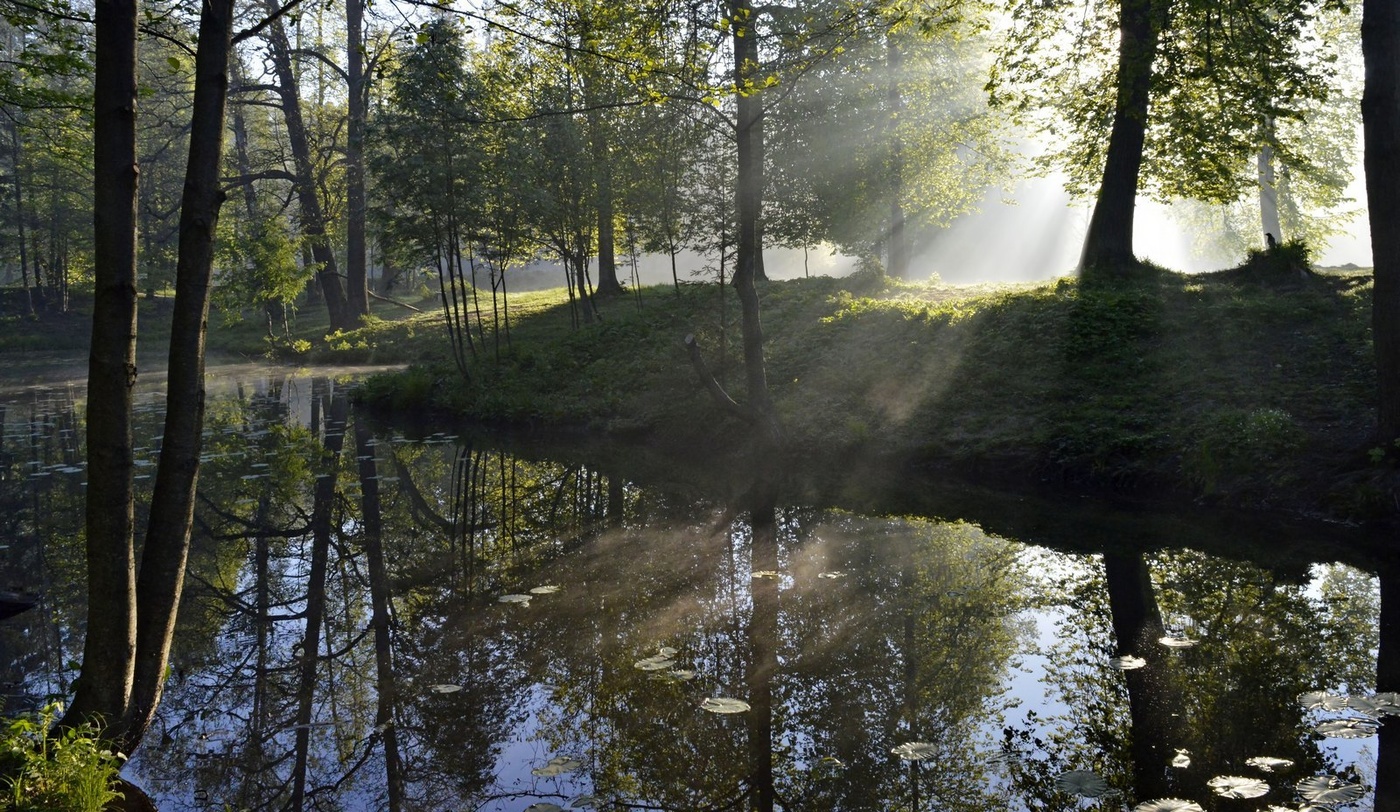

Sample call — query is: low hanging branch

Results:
[684,333,755,425]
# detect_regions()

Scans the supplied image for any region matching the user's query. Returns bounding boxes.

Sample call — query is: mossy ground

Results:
[354,264,1391,522]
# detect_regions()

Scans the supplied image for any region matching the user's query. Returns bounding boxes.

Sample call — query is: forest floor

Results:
[3,259,1391,522]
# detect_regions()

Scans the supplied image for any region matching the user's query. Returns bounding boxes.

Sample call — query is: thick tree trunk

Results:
[263,0,349,330]
[345,0,369,321]
[745,490,778,812]
[588,109,622,296]
[1257,118,1282,244]
[120,0,236,752]
[66,0,140,731]
[1363,0,1400,447]
[1079,0,1171,278]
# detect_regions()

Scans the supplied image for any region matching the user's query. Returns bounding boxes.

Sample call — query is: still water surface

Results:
[0,366,1392,811]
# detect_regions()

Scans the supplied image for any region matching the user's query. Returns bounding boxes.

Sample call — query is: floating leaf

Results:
[818,571,846,579]
[656,646,678,657]
[667,669,696,681]
[817,755,845,768]
[529,585,560,595]
[498,594,532,605]
[1298,691,1348,711]
[524,805,564,812]
[1208,776,1269,799]
[891,742,939,761]
[752,570,779,579]
[1347,693,1400,717]
[569,796,599,809]
[701,697,750,714]
[1314,717,1380,738]
[1170,749,1191,768]
[1157,635,1198,648]
[428,684,462,694]
[1244,756,1294,772]
[1109,655,1147,671]
[1296,776,1365,805]
[1055,770,1111,798]
[1132,800,1204,812]
[531,756,582,777]
[634,656,675,672]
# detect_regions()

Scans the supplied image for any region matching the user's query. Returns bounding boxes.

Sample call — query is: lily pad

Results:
[817,755,846,768]
[1169,749,1191,769]
[428,684,462,694]
[1296,776,1365,805]
[1207,775,1269,799]
[529,585,560,595]
[1109,655,1147,671]
[667,669,697,681]
[634,655,675,671]
[524,805,564,812]
[1157,635,1198,648]
[1314,717,1380,738]
[531,756,582,777]
[752,570,779,579]
[1132,801,1204,812]
[817,571,846,579]
[1244,756,1293,772]
[1298,690,1348,711]
[1347,692,1400,717]
[891,742,939,761]
[656,646,678,657]
[700,697,750,714]
[1055,769,1111,798]
[569,796,599,809]
[498,594,533,605]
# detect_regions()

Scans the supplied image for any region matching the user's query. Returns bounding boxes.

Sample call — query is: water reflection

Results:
[0,368,1391,811]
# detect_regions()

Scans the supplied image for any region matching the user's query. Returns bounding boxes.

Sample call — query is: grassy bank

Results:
[355,263,1391,522]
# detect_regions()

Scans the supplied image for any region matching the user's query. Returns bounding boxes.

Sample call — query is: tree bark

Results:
[1377,568,1400,812]
[119,0,237,752]
[10,121,34,316]
[1079,0,1171,278]
[263,0,349,330]
[345,0,369,321]
[65,0,140,731]
[887,33,908,279]
[1257,120,1282,244]
[1363,0,1400,447]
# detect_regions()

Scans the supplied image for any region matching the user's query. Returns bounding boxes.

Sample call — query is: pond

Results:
[0,365,1394,811]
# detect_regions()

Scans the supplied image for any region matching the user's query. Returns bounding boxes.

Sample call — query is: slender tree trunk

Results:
[887,33,908,279]
[345,0,369,321]
[588,109,622,296]
[65,0,140,732]
[10,122,33,316]
[1376,569,1400,812]
[753,112,767,283]
[120,0,236,752]
[1363,0,1400,447]
[263,0,349,330]
[1079,0,1171,278]
[290,382,346,810]
[354,419,405,811]
[730,0,781,445]
[1257,118,1282,244]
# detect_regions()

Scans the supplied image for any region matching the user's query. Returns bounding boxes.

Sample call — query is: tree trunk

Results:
[119,0,236,752]
[1079,0,1171,278]
[354,419,405,811]
[887,33,908,279]
[730,0,781,445]
[263,0,349,330]
[65,0,140,732]
[10,121,33,316]
[1377,568,1400,812]
[345,0,369,321]
[1363,0,1400,448]
[1257,118,1282,244]
[588,107,622,296]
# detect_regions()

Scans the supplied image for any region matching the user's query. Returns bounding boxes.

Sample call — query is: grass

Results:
[356,263,1387,520]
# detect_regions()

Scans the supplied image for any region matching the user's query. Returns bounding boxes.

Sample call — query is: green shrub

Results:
[0,703,123,812]
[1187,407,1305,493]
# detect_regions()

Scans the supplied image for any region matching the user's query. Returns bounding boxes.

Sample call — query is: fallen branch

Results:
[684,334,754,424]
[369,290,424,312]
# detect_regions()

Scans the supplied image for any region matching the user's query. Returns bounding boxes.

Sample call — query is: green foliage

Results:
[1244,238,1312,275]
[1186,407,1306,493]
[0,703,123,812]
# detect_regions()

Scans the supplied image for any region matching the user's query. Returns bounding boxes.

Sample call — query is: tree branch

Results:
[684,334,754,424]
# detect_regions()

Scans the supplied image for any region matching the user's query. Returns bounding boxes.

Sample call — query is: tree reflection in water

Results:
[0,370,1389,811]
